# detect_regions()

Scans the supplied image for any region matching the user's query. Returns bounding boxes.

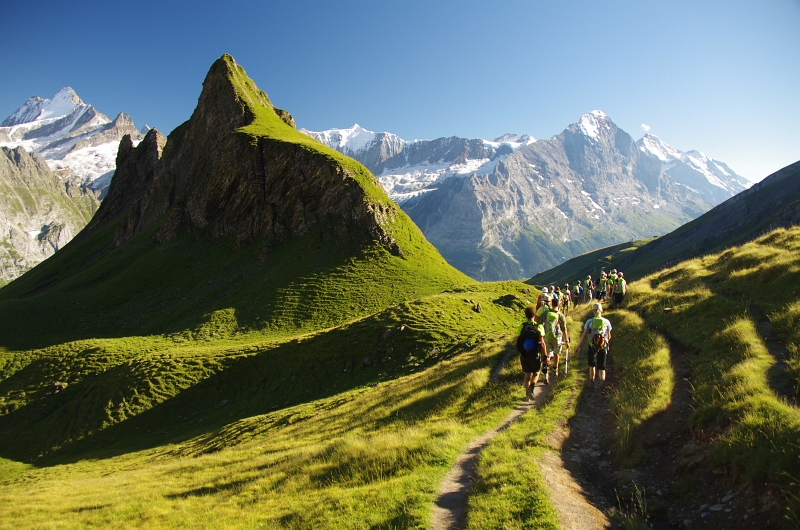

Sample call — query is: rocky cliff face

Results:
[307,114,747,281]
[407,111,713,280]
[0,147,98,285]
[87,55,405,258]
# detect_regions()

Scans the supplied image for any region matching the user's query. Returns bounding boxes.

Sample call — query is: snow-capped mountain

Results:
[0,87,144,197]
[637,133,749,204]
[302,124,535,205]
[306,112,749,281]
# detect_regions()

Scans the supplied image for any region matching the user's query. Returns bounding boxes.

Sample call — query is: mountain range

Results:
[0,88,146,284]
[304,113,749,280]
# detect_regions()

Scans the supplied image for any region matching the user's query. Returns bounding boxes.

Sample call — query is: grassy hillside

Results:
[609,227,800,520]
[0,281,568,528]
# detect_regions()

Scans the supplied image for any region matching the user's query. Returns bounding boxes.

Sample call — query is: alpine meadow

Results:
[0,54,798,530]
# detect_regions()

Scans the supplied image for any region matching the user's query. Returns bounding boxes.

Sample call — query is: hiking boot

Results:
[525,384,533,401]
[545,372,550,385]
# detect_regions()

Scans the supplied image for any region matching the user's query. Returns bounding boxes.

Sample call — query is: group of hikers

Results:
[516,268,627,400]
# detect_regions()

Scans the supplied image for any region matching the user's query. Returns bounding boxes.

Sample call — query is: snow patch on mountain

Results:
[579,110,609,139]
[302,124,535,204]
[1,88,143,194]
[637,133,749,202]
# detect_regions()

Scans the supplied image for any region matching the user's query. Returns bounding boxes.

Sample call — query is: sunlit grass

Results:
[0,336,524,529]
[624,226,800,495]
[605,309,673,458]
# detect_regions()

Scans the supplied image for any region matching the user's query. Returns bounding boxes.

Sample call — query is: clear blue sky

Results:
[2,0,799,182]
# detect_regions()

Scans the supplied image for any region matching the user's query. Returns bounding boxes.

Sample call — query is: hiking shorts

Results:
[614,292,624,305]
[587,346,608,369]
[520,353,542,374]
[544,337,562,358]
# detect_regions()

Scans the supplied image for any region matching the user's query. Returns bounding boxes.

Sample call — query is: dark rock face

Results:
[89,55,400,256]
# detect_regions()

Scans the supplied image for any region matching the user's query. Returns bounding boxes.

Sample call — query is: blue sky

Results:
[2,0,798,182]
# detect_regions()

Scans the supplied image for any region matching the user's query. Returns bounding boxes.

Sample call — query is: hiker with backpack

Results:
[573,302,613,384]
[614,272,627,305]
[597,272,608,301]
[539,296,568,381]
[583,276,594,304]
[516,306,549,401]
[607,269,618,299]
[562,284,571,315]
[573,281,583,306]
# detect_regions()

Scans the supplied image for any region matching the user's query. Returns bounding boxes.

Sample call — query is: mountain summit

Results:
[0,55,466,347]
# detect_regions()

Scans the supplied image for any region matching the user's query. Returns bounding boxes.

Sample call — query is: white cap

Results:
[592,302,603,311]
[542,287,549,293]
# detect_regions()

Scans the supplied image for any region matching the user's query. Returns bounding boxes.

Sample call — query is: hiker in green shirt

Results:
[614,272,627,305]
[540,296,568,381]
[573,302,613,384]
[516,306,548,401]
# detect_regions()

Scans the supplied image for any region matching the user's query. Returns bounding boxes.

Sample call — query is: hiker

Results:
[516,306,548,401]
[573,302,612,384]
[573,281,583,306]
[562,283,571,315]
[535,287,549,311]
[614,272,627,305]
[607,269,618,299]
[583,276,594,304]
[597,272,608,301]
[542,296,569,379]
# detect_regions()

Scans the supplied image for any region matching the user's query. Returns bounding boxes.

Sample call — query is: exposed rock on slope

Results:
[406,111,713,280]
[0,54,465,345]
[0,147,98,284]
[306,115,746,281]
[88,56,404,256]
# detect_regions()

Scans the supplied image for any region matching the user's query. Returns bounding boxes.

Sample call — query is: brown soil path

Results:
[562,339,784,529]
[431,345,606,530]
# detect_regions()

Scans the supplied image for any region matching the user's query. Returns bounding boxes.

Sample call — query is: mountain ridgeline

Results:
[306,113,748,281]
[529,158,800,287]
[0,55,468,349]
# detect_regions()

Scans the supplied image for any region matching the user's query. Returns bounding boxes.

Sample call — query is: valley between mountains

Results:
[0,55,798,529]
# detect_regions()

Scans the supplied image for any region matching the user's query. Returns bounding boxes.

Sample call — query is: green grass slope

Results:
[617,227,800,520]
[528,159,800,286]
[0,282,557,528]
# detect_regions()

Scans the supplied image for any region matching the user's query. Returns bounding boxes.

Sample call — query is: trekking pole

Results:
[565,347,569,375]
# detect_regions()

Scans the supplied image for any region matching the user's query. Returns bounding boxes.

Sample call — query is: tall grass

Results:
[604,309,673,458]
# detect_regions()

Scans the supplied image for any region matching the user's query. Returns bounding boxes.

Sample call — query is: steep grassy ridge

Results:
[623,227,800,499]
[0,283,556,528]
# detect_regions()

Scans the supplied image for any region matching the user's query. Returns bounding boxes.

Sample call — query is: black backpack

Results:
[516,322,542,357]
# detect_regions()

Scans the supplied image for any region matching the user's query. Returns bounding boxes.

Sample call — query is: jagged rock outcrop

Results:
[87,55,404,257]
[0,147,98,284]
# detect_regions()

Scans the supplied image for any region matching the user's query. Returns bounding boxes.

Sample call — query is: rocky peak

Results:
[111,112,136,128]
[576,110,612,140]
[86,129,167,242]
[88,54,402,258]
